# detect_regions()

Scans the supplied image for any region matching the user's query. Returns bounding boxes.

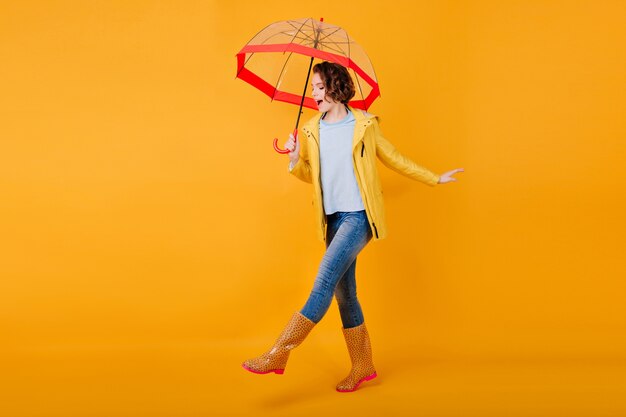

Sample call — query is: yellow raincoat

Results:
[290,105,440,242]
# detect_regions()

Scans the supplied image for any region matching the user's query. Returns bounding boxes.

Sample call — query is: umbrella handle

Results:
[273,128,298,154]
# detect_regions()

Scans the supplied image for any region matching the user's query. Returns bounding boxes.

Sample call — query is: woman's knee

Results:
[334,286,357,306]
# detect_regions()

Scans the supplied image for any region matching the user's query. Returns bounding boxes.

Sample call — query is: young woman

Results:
[242,61,463,392]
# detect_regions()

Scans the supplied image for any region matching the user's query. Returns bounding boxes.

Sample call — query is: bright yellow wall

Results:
[2,0,625,415]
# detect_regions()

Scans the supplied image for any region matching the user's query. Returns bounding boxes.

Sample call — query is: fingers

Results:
[284,133,298,153]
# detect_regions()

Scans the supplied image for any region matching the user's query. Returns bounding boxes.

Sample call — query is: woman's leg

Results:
[334,251,377,393]
[329,215,376,392]
[300,210,372,323]
[243,210,371,377]
[334,259,365,329]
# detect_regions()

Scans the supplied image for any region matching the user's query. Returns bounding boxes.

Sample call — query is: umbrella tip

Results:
[320,17,324,22]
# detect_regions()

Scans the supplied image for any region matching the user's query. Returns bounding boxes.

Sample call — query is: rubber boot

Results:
[336,322,377,392]
[242,311,316,375]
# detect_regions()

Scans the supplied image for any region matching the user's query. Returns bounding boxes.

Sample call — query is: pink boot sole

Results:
[242,364,284,375]
[336,372,377,392]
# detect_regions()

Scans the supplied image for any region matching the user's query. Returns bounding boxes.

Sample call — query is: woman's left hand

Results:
[438,168,464,184]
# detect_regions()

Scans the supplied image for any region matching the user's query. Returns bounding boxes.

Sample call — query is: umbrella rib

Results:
[291,18,315,44]
[257,32,347,55]
[254,19,315,53]
[258,30,313,47]
[270,19,315,103]
[305,25,345,54]
[346,29,351,60]
[317,41,352,44]
[318,27,344,42]
[238,21,305,72]
[316,42,345,55]
[290,33,318,46]
[308,19,326,50]
[318,27,347,48]
[284,20,316,43]
[239,19,315,79]
[317,29,350,56]
[344,26,366,107]
[307,18,316,39]
[289,31,315,43]
[239,53,255,78]
[271,50,296,101]
[351,67,366,107]
[260,19,315,47]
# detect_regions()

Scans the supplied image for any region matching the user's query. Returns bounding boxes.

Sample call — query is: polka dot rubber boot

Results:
[336,322,377,392]
[242,311,316,375]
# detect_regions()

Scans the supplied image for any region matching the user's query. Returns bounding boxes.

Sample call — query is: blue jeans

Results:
[300,210,373,328]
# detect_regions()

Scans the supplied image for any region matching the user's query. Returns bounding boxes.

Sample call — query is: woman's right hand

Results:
[285,132,300,165]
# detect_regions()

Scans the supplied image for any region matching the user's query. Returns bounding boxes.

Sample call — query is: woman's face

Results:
[310,72,339,113]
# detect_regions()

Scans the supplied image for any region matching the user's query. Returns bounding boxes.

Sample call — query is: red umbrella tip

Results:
[320,17,324,22]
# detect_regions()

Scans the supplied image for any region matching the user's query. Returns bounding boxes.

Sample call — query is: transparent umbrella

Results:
[235,17,380,153]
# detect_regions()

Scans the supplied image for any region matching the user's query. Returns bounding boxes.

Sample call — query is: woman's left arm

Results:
[373,120,441,186]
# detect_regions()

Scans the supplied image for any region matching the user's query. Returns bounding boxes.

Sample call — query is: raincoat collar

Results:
[301,104,379,149]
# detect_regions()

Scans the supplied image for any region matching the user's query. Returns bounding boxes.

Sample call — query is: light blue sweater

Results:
[288,109,366,215]
[318,109,365,214]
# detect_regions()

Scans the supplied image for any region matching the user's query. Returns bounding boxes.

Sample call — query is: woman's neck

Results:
[322,103,348,123]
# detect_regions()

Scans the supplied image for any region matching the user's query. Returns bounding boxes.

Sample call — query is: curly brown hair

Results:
[312,61,355,104]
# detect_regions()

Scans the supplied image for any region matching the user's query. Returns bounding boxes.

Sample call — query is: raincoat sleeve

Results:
[373,119,440,186]
[288,136,313,184]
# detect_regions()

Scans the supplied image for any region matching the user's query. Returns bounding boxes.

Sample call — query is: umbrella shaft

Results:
[295,20,323,133]
[295,56,315,132]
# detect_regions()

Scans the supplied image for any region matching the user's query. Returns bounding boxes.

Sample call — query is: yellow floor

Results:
[4,339,625,417]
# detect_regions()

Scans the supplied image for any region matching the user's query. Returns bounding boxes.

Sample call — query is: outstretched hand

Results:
[438,168,464,184]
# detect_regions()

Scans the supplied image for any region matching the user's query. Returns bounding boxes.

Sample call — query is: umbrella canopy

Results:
[235,17,380,111]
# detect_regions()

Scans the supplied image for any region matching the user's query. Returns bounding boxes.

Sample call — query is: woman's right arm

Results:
[285,132,313,183]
